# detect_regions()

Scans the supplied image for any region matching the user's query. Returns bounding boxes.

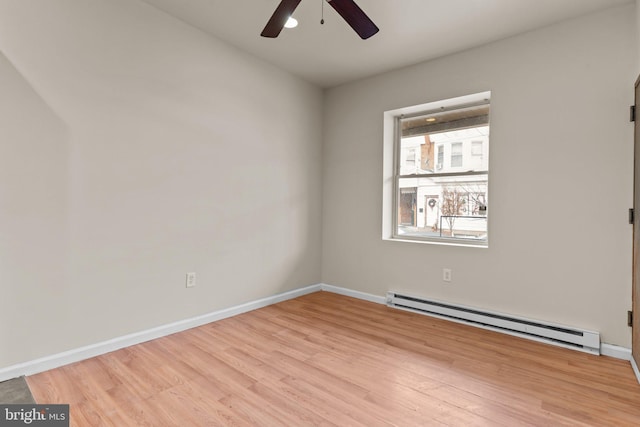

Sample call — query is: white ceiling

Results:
[141,0,632,88]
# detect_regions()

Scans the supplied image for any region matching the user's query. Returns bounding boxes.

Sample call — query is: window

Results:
[451,142,463,167]
[405,148,416,168]
[382,92,490,246]
[471,141,483,170]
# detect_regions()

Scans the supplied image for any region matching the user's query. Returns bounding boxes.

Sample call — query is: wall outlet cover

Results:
[186,272,197,288]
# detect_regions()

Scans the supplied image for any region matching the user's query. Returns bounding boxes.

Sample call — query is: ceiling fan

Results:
[261,0,379,40]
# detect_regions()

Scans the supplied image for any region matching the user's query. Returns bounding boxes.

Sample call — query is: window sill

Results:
[383,236,488,249]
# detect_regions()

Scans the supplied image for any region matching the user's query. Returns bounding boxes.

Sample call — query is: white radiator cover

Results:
[386,292,601,355]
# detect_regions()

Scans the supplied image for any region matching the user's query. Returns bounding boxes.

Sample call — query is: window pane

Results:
[451,142,463,167]
[471,141,483,170]
[397,174,488,241]
[400,126,489,175]
[399,136,429,175]
[471,140,483,155]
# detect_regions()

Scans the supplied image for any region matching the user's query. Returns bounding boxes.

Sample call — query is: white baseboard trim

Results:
[600,343,631,360]
[0,283,322,382]
[320,283,386,305]
[632,356,640,385]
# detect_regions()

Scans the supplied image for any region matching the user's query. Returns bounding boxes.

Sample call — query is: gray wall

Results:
[322,5,636,347]
[0,0,637,371]
[0,0,323,368]
[0,51,70,367]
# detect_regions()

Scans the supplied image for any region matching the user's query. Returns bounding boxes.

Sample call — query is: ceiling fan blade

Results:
[327,0,379,39]
[261,0,303,38]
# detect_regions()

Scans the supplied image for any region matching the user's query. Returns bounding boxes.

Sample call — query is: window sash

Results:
[396,170,488,180]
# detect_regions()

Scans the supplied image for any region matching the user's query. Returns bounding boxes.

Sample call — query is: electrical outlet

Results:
[186,272,197,288]
[443,268,452,282]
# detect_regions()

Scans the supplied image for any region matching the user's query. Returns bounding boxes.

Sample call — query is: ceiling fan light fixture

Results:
[284,16,298,28]
[261,0,377,39]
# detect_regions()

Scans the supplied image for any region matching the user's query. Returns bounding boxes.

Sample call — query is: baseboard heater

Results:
[386,292,600,355]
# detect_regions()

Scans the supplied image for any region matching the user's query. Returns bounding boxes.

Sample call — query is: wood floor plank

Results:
[27,292,640,426]
[250,380,337,426]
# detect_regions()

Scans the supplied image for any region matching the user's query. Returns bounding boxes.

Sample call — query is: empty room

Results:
[1,0,640,425]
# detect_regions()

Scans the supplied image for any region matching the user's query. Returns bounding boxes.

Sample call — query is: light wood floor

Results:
[28,291,640,426]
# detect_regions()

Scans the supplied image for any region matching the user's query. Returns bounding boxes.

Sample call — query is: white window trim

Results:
[382,91,491,248]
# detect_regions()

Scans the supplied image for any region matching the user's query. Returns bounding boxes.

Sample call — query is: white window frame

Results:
[382,91,491,247]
